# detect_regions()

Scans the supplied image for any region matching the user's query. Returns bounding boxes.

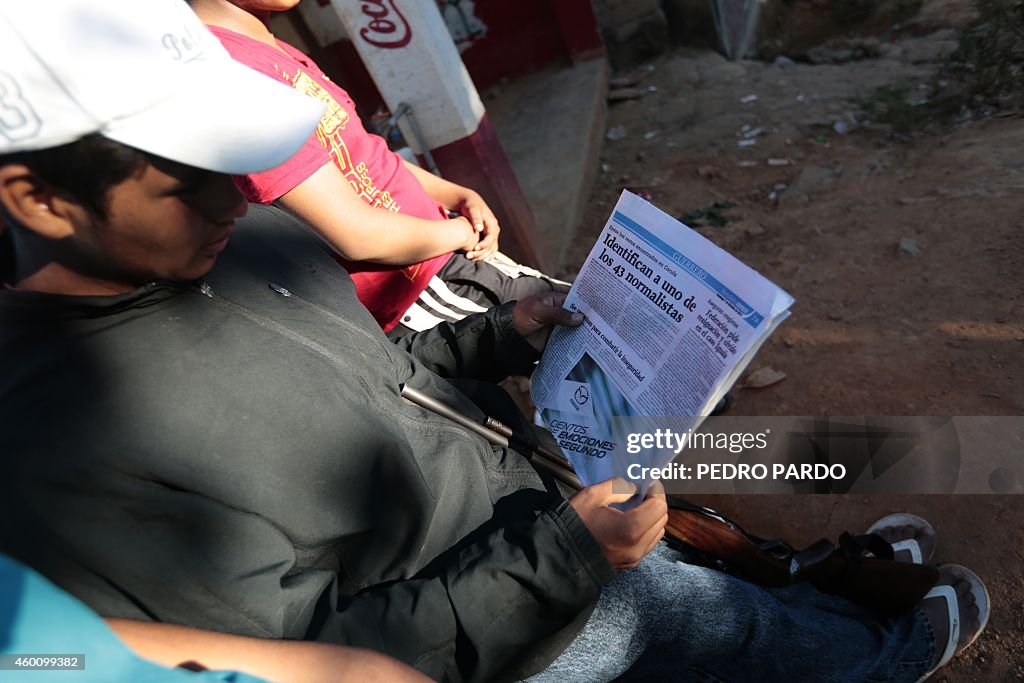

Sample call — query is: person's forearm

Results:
[402,161,500,260]
[282,190,471,264]
[106,619,430,683]
[279,163,475,265]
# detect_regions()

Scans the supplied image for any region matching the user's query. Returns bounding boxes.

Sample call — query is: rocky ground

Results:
[569,35,1021,419]
[557,13,1022,683]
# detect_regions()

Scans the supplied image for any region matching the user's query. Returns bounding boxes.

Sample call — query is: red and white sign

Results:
[356,0,412,49]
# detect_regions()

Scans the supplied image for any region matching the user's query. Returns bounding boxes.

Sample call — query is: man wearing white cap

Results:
[0,2,985,683]
[0,0,324,292]
[0,1,666,679]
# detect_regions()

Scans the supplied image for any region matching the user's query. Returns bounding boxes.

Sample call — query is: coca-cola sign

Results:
[357,0,412,49]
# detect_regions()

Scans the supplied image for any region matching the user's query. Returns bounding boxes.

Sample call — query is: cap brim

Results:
[102,54,324,175]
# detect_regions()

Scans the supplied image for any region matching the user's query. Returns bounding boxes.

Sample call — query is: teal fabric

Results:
[0,554,269,682]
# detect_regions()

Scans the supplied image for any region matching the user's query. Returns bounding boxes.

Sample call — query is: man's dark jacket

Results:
[0,205,613,681]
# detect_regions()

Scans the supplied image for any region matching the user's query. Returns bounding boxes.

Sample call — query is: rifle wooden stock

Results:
[400,384,938,616]
[665,505,793,585]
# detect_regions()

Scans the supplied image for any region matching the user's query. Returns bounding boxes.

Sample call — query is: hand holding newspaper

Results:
[532,191,794,491]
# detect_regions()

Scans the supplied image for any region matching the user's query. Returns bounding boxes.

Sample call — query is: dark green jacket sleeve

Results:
[311,500,614,682]
[394,302,540,382]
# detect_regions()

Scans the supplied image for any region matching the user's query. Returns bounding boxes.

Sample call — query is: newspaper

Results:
[532,190,794,489]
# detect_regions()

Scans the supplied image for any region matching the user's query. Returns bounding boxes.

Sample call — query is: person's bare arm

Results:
[106,619,430,683]
[402,161,500,261]
[279,162,478,265]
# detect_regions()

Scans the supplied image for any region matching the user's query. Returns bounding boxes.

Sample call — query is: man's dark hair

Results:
[0,134,150,220]
[0,135,150,283]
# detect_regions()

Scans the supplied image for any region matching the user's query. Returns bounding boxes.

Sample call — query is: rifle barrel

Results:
[399,384,583,490]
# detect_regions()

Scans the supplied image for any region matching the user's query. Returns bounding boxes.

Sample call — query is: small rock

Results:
[773,55,795,68]
[767,158,791,167]
[746,224,766,237]
[738,139,757,147]
[737,160,758,168]
[644,130,660,140]
[608,64,655,89]
[606,125,626,141]
[898,237,923,257]
[743,367,787,389]
[858,38,881,56]
[879,43,904,59]
[899,32,960,64]
[695,53,747,83]
[808,46,854,64]
[807,47,830,64]
[791,166,836,195]
[697,165,721,179]
[740,94,759,104]
[600,163,611,173]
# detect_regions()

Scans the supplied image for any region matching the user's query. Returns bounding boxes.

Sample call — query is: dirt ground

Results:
[569,46,1022,419]
[557,13,1023,683]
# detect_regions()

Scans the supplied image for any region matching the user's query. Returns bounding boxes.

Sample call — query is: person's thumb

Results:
[527,293,582,326]
[542,305,584,328]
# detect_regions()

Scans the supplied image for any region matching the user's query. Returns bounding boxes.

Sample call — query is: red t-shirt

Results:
[209,26,450,331]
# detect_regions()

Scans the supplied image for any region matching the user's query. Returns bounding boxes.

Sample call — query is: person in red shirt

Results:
[190,0,568,335]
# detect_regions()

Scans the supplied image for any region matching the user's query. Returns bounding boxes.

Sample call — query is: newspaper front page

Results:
[532,191,794,488]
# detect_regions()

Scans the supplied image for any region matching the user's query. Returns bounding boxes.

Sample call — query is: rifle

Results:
[400,385,938,616]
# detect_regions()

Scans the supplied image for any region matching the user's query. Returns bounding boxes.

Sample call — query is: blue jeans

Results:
[528,544,934,682]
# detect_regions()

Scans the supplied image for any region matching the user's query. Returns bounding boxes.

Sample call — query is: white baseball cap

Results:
[0,0,324,174]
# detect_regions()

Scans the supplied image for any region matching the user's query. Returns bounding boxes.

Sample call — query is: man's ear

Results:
[0,164,81,240]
